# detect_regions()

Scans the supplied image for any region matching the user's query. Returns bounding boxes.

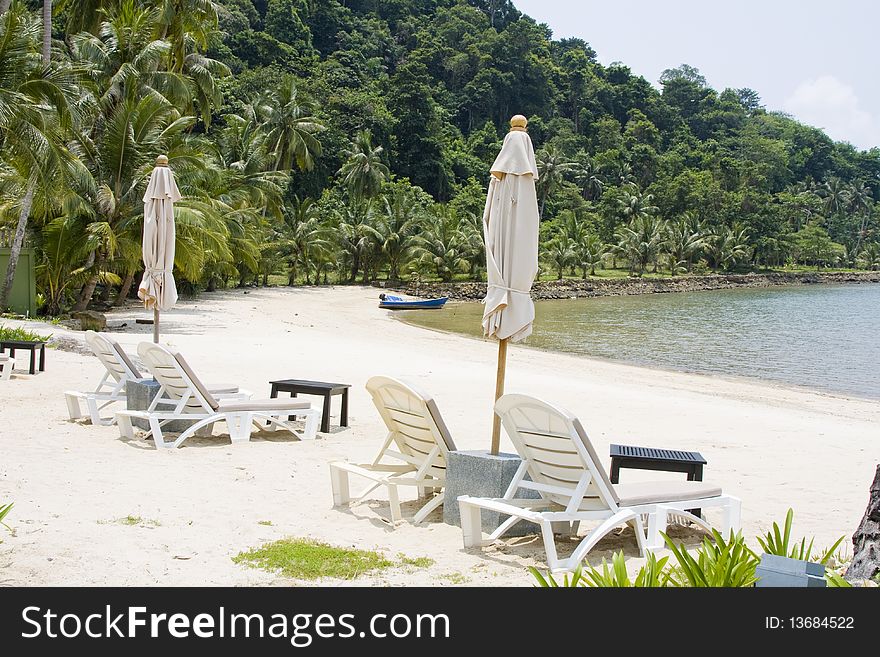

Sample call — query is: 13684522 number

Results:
[789,617,854,629]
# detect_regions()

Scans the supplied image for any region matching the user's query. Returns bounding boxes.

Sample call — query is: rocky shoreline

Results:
[397,271,880,301]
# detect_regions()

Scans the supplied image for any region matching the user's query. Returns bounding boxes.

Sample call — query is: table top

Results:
[0,339,46,347]
[610,444,706,464]
[270,379,351,391]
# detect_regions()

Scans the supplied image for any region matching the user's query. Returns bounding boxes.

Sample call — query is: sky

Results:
[513,0,880,150]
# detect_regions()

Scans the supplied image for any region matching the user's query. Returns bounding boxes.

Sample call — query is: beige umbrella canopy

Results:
[482,115,540,454]
[138,155,181,343]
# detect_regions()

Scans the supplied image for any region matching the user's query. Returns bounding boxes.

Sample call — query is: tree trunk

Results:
[845,465,880,583]
[0,0,12,16]
[72,252,104,311]
[42,0,52,64]
[349,254,359,283]
[0,184,35,311]
[113,271,135,306]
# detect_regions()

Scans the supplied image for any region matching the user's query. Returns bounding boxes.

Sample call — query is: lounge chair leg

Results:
[459,500,484,548]
[330,466,350,507]
[65,393,83,421]
[387,485,402,522]
[224,412,253,443]
[149,417,169,449]
[568,510,640,568]
[85,396,102,425]
[722,496,742,536]
[302,411,318,440]
[631,515,648,556]
[646,508,666,550]
[413,492,444,524]
[540,521,562,572]
[117,413,135,439]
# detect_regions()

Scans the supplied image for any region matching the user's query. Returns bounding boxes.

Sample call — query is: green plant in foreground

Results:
[530,563,584,587]
[0,502,13,531]
[825,571,853,588]
[756,508,845,565]
[663,529,759,587]
[233,539,393,580]
[530,551,669,587]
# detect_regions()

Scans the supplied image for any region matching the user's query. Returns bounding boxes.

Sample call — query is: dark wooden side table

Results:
[0,340,46,375]
[269,379,351,434]
[610,444,707,516]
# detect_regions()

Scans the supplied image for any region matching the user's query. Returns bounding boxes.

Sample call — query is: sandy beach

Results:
[0,286,877,586]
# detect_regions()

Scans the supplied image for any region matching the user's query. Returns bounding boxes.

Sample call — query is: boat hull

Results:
[379,297,448,310]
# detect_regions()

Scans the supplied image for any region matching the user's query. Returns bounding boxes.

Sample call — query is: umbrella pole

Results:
[153,308,159,344]
[490,338,508,455]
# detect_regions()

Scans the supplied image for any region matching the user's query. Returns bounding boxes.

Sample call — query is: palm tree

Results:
[574,233,606,277]
[535,144,573,218]
[857,242,880,271]
[154,0,218,73]
[0,5,84,310]
[279,196,329,285]
[262,76,324,172]
[819,177,849,217]
[456,208,484,279]
[413,206,466,282]
[665,216,704,275]
[704,224,752,272]
[618,187,658,224]
[337,202,381,283]
[848,180,874,259]
[375,186,423,282]
[545,233,575,280]
[41,0,51,63]
[572,151,603,201]
[615,215,665,276]
[337,129,389,202]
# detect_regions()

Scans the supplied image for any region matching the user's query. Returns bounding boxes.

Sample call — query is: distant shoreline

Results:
[397,271,880,301]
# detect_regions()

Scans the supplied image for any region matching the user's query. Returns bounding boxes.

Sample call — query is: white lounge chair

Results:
[0,354,14,381]
[116,342,320,448]
[458,394,741,572]
[64,331,149,424]
[329,376,456,524]
[65,331,240,425]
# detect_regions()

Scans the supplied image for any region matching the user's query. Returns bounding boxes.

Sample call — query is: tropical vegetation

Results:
[529,509,849,587]
[2,0,879,314]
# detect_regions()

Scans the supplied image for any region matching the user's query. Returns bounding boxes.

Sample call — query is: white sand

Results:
[0,286,877,586]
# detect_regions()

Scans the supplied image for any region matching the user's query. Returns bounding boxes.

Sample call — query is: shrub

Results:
[0,325,52,342]
[663,529,759,587]
[756,508,844,565]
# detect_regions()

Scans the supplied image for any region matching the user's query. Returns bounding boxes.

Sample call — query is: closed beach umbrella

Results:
[482,115,540,453]
[138,154,181,343]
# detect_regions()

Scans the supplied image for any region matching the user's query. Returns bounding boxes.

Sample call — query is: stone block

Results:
[125,379,193,433]
[443,450,539,536]
[755,554,826,587]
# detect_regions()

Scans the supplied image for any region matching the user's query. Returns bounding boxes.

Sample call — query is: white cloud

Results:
[783,75,880,150]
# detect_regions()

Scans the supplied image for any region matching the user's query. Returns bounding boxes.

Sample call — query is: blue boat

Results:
[378,294,448,310]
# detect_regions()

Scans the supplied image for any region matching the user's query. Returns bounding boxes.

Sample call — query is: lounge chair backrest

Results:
[137,342,220,412]
[85,331,142,382]
[366,376,456,478]
[495,394,620,509]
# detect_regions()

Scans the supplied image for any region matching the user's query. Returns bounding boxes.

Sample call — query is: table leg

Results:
[687,465,702,518]
[39,345,45,372]
[287,391,297,422]
[609,459,621,484]
[340,389,349,427]
[321,394,331,434]
[270,384,278,399]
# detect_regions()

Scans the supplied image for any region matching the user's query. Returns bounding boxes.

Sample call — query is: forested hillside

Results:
[1,0,878,314]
